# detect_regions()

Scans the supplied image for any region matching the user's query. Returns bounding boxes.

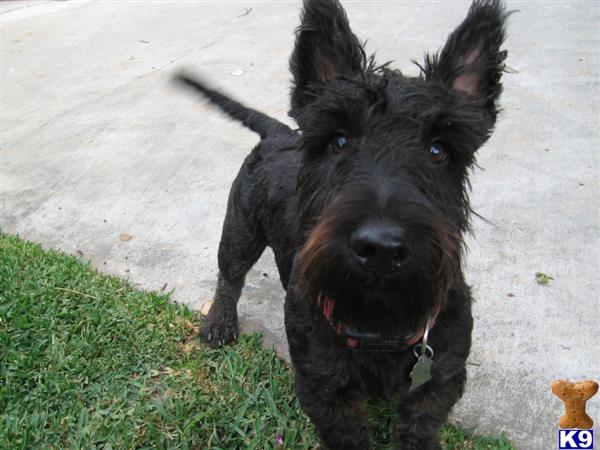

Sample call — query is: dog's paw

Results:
[201,318,239,348]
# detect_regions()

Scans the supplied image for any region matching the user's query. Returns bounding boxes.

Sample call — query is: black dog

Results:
[176,0,508,448]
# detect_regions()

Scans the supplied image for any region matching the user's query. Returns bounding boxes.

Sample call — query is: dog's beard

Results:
[299,209,459,335]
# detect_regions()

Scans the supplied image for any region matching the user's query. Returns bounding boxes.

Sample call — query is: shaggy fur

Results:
[175,1,509,448]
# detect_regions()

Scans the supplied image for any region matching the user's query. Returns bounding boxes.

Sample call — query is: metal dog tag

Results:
[409,354,433,391]
[409,317,435,392]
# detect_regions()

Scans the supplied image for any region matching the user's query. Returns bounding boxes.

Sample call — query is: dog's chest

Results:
[345,351,416,398]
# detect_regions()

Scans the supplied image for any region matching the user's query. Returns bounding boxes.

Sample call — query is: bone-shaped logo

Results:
[552,379,598,429]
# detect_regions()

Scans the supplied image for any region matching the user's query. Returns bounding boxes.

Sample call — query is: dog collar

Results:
[320,294,438,352]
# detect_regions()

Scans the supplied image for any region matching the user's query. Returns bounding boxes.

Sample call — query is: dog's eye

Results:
[429,143,448,164]
[330,134,349,152]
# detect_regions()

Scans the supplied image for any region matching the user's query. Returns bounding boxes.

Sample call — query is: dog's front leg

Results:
[285,280,371,450]
[294,372,371,450]
[394,368,467,450]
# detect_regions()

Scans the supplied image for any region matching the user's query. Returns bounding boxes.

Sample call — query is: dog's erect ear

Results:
[289,0,365,116]
[425,0,509,117]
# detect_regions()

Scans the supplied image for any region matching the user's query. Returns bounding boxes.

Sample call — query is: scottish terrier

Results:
[176,0,508,448]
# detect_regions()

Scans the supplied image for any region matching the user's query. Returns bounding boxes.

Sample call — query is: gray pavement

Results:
[2,1,599,449]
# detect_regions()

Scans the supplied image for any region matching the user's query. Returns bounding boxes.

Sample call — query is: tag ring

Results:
[412,316,435,359]
[413,343,434,359]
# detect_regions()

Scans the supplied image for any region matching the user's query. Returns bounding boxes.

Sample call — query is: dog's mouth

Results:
[298,225,456,334]
[311,281,438,335]
[317,291,439,348]
[299,248,440,333]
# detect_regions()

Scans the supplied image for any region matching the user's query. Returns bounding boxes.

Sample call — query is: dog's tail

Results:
[174,73,292,139]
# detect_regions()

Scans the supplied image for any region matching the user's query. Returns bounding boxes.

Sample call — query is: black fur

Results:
[176,1,508,448]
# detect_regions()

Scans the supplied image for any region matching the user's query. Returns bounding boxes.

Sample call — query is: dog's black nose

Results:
[351,224,411,271]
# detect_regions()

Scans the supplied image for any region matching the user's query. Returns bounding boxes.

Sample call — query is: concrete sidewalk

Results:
[2,1,598,448]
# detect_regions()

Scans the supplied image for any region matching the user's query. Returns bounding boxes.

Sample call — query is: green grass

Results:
[0,233,514,449]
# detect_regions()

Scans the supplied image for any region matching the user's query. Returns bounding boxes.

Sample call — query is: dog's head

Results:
[293,0,509,333]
